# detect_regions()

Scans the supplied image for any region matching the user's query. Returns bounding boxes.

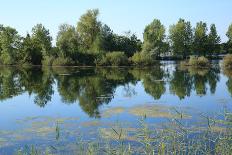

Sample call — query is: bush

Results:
[96,51,128,66]
[42,56,55,66]
[183,56,210,68]
[52,57,74,66]
[223,54,232,69]
[130,52,153,66]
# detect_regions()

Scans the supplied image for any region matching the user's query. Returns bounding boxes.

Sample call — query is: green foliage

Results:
[0,25,22,65]
[226,24,232,53]
[52,57,75,66]
[0,12,231,66]
[112,32,141,57]
[56,24,80,60]
[77,9,101,51]
[21,34,43,65]
[207,24,221,55]
[193,21,208,56]
[42,56,55,66]
[188,56,210,67]
[130,52,153,66]
[223,54,232,69]
[31,24,53,57]
[226,24,232,43]
[97,51,128,66]
[143,19,166,58]
[169,19,193,58]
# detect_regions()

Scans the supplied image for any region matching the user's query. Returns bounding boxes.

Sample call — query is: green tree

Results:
[112,32,141,57]
[0,25,22,65]
[193,21,208,56]
[207,24,221,55]
[56,24,80,60]
[31,24,53,57]
[143,19,166,58]
[77,9,101,52]
[21,34,43,65]
[169,19,193,58]
[226,24,232,53]
[226,24,232,43]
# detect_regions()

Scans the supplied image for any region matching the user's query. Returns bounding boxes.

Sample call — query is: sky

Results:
[0,0,232,42]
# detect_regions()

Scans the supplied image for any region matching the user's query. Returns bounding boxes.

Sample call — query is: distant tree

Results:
[56,24,80,60]
[0,25,22,65]
[143,19,166,58]
[98,24,114,52]
[226,24,232,43]
[112,32,141,57]
[193,21,208,56]
[77,9,102,52]
[21,34,43,65]
[226,24,232,53]
[31,24,53,57]
[207,24,221,55]
[169,19,193,58]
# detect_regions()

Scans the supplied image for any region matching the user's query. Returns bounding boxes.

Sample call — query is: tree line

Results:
[1,9,232,66]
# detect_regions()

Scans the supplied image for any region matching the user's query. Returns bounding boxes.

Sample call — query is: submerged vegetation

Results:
[0,9,232,66]
[16,107,232,155]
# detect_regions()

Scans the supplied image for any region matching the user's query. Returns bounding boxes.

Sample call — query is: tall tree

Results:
[226,24,232,53]
[169,19,193,58]
[226,24,232,43]
[207,24,221,55]
[31,24,53,57]
[21,34,43,65]
[77,9,101,52]
[143,19,166,58]
[56,24,80,60]
[0,25,22,65]
[193,21,208,56]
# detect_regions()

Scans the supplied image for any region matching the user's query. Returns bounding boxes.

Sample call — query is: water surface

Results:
[0,61,232,154]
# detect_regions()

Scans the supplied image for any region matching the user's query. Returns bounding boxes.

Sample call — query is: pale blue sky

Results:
[0,0,231,42]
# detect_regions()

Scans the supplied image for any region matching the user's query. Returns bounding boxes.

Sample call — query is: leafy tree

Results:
[98,24,115,52]
[143,19,166,58]
[113,32,141,57]
[31,24,53,57]
[0,25,22,65]
[226,24,232,53]
[130,52,153,66]
[169,19,193,58]
[21,34,42,65]
[226,24,232,43]
[77,9,101,52]
[207,24,221,55]
[56,24,80,61]
[193,21,208,56]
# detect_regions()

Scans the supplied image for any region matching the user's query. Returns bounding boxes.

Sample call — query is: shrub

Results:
[223,54,232,69]
[97,51,128,66]
[182,56,210,68]
[130,52,153,66]
[52,57,74,66]
[0,53,16,65]
[42,56,55,66]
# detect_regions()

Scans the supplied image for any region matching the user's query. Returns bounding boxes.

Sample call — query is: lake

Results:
[0,61,232,154]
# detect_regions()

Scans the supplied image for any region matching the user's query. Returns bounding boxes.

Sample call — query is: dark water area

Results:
[0,61,232,154]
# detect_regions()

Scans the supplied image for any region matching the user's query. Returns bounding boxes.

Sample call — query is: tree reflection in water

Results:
[0,64,228,117]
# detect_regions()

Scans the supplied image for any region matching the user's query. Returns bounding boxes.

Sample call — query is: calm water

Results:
[0,61,232,154]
